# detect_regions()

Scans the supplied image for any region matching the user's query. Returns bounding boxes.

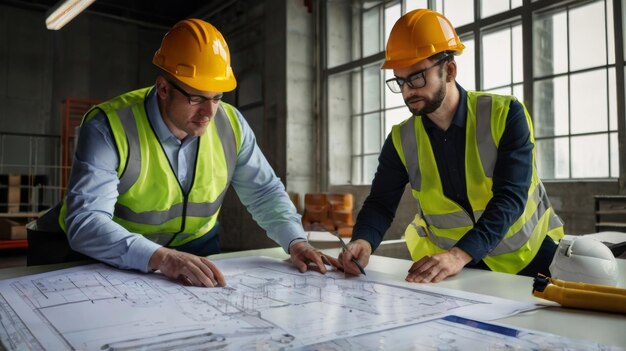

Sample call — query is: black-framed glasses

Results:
[385,56,450,93]
[167,79,223,105]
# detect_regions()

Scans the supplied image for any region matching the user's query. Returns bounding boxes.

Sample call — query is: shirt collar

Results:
[453,83,468,128]
[146,86,196,145]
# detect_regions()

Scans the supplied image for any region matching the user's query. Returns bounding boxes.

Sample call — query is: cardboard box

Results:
[1,174,48,213]
[7,175,20,213]
[0,219,27,240]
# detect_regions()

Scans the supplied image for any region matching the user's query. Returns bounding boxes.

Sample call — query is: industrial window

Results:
[481,24,524,100]
[533,0,618,179]
[323,0,625,185]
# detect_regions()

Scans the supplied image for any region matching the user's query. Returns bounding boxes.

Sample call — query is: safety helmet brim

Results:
[381,48,464,69]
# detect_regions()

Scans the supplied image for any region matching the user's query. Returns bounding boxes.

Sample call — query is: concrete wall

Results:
[285,0,316,204]
[0,5,163,136]
[0,6,53,138]
[543,181,621,235]
[0,4,164,207]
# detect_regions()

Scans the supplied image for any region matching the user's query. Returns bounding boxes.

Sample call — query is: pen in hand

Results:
[333,232,366,275]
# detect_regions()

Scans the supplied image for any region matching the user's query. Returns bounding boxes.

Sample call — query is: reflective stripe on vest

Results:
[113,105,238,226]
[402,95,495,192]
[401,122,421,191]
[476,95,497,177]
[117,106,141,195]
[410,182,554,255]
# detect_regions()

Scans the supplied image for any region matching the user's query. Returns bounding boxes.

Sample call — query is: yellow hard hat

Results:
[153,18,237,92]
[382,9,465,69]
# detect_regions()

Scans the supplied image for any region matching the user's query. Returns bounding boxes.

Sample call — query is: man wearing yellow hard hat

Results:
[337,9,564,282]
[37,19,331,287]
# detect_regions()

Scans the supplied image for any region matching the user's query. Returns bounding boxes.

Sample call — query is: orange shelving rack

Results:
[60,98,100,196]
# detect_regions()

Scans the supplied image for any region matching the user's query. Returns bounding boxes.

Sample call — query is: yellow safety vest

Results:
[60,87,242,247]
[391,92,564,274]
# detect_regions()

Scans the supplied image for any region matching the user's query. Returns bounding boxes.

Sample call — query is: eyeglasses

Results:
[385,56,450,93]
[167,79,223,105]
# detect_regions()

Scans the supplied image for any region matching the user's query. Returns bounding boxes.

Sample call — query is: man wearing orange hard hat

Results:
[30,19,331,287]
[337,9,564,282]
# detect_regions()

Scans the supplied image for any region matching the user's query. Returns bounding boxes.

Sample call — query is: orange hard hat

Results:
[382,9,465,69]
[153,18,237,92]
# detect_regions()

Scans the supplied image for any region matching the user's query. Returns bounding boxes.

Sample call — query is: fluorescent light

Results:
[45,0,96,30]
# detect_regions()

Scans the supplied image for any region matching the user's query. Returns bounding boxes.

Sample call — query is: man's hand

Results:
[406,247,472,283]
[289,241,339,273]
[337,239,371,276]
[149,247,226,287]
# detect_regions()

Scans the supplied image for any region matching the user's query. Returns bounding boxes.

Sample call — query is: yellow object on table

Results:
[532,274,626,314]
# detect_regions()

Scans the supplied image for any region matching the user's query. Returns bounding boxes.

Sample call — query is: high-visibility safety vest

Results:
[391,92,564,274]
[60,87,242,247]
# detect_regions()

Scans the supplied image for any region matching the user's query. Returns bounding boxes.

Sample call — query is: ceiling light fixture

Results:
[45,0,96,30]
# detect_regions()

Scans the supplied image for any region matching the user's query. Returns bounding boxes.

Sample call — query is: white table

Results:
[219,248,626,348]
[1,247,625,348]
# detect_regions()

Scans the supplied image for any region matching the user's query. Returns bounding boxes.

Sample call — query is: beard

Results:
[404,76,447,116]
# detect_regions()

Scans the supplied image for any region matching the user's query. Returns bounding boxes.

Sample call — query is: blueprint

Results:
[0,256,536,350]
[298,315,623,351]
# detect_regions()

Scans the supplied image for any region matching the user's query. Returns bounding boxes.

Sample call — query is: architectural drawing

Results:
[0,257,534,350]
[298,315,622,351]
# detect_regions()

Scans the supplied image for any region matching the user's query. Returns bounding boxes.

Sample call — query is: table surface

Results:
[1,247,625,348]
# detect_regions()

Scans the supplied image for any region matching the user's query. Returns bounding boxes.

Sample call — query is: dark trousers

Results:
[27,203,92,266]
[467,235,558,277]
[175,223,221,257]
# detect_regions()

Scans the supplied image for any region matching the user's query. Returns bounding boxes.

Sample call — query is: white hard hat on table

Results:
[549,236,618,286]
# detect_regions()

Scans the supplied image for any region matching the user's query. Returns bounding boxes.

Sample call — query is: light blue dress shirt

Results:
[65,88,305,272]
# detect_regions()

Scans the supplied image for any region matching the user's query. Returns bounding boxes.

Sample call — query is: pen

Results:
[333,232,366,275]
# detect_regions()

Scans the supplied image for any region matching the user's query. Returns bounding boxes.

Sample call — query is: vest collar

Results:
[454,83,468,128]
